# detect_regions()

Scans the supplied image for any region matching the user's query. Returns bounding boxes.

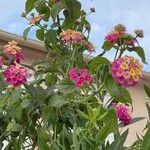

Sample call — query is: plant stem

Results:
[57,14,62,33]
[114,48,119,61]
[66,45,77,75]
[85,83,104,101]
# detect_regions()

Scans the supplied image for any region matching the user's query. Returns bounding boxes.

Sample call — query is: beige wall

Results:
[125,80,150,146]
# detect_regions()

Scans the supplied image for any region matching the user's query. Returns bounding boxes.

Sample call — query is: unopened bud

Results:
[21,12,26,17]
[90,8,95,13]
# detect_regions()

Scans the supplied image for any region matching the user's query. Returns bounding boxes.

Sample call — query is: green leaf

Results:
[107,129,128,150]
[127,46,147,64]
[0,92,10,108]
[45,29,58,44]
[8,102,22,121]
[77,110,89,120]
[24,84,47,105]
[57,78,76,94]
[38,139,51,150]
[0,73,7,93]
[144,84,150,98]
[45,73,57,86]
[105,74,132,104]
[7,120,22,132]
[23,26,32,40]
[34,0,47,14]
[141,127,150,150]
[37,128,49,142]
[96,120,113,141]
[9,88,23,105]
[51,3,65,21]
[49,94,67,108]
[42,106,58,125]
[102,41,113,51]
[25,0,37,13]
[131,117,146,125]
[61,125,73,149]
[65,0,81,22]
[73,124,80,150]
[89,56,110,72]
[119,117,145,127]
[83,20,91,35]
[36,29,45,41]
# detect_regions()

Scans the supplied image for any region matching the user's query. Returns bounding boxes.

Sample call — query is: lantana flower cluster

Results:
[30,14,45,25]
[105,24,135,47]
[60,29,95,53]
[114,103,132,126]
[69,68,93,88]
[0,41,29,87]
[111,55,142,87]
[60,29,83,45]
[4,40,24,63]
[4,64,29,87]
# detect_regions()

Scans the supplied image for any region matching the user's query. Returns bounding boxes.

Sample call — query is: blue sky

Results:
[0,0,150,71]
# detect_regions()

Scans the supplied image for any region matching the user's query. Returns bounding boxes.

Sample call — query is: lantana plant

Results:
[0,0,149,150]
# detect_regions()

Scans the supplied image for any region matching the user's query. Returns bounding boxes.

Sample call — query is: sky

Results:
[0,0,150,71]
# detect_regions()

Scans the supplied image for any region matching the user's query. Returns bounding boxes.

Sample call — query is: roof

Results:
[0,30,149,82]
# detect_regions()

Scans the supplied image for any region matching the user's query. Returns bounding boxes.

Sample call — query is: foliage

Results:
[0,0,149,149]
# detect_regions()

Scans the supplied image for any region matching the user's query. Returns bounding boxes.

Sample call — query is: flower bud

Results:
[90,8,95,13]
[21,12,26,17]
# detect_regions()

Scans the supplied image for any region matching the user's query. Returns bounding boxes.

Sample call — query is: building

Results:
[0,30,150,146]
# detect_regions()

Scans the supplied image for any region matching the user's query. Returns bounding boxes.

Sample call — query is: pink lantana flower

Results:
[111,55,142,87]
[69,68,93,88]
[3,41,24,63]
[105,24,135,46]
[60,29,83,45]
[115,103,132,126]
[105,31,124,44]
[3,64,29,87]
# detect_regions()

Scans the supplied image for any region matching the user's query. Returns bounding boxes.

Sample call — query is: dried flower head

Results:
[114,24,126,32]
[83,41,95,53]
[134,29,144,38]
[111,55,142,87]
